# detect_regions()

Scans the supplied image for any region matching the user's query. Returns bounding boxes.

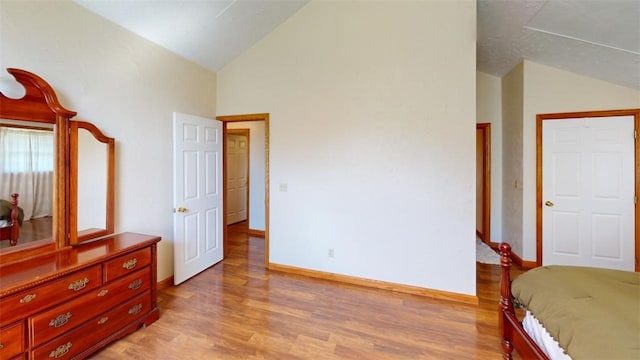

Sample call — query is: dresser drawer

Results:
[0,266,102,325]
[29,267,151,347]
[0,321,24,359]
[32,292,151,360]
[103,248,151,282]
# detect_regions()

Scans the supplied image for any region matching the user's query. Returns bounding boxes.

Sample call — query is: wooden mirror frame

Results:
[0,69,75,260]
[0,68,114,261]
[70,121,115,243]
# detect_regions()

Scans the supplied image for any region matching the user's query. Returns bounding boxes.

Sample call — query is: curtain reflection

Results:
[0,127,54,219]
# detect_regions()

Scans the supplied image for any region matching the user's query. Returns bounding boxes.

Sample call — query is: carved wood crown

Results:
[0,68,76,122]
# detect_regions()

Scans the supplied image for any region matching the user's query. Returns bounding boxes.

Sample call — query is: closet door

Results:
[542,115,635,271]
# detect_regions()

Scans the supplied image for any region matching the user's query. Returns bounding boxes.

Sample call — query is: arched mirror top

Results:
[73,121,113,143]
[0,68,76,122]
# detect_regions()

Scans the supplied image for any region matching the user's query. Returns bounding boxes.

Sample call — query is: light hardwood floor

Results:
[91,223,522,359]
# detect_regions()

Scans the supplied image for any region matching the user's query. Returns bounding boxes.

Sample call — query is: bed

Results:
[0,193,20,246]
[499,242,640,360]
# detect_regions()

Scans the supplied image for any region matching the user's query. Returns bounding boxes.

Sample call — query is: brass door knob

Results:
[544,201,554,207]
[176,207,188,213]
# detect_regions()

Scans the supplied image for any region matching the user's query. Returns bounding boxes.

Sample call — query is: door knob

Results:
[176,207,188,213]
[544,201,554,207]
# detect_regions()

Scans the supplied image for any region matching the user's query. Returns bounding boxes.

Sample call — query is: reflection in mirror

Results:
[0,120,54,249]
[70,121,114,243]
[77,127,107,233]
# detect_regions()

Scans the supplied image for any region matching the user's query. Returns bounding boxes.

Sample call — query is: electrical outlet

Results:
[279,183,288,192]
[328,248,334,258]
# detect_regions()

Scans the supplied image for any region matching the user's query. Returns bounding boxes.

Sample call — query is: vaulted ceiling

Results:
[75,0,640,89]
[477,0,639,90]
[75,0,310,72]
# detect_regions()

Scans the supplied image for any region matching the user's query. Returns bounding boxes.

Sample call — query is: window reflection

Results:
[0,123,54,249]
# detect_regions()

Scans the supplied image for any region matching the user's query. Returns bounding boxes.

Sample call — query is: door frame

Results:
[476,123,492,246]
[536,109,640,270]
[217,113,269,267]
[226,128,250,226]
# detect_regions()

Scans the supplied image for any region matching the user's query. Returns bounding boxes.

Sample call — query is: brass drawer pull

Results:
[68,277,89,291]
[49,342,72,358]
[97,316,109,325]
[128,279,143,290]
[97,289,109,297]
[20,293,36,303]
[122,258,138,270]
[128,303,143,315]
[49,312,72,328]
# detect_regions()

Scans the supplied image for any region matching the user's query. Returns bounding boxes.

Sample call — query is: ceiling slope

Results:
[478,0,640,90]
[75,0,310,72]
[76,0,639,89]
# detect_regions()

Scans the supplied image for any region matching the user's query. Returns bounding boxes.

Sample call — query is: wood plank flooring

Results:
[0,216,52,249]
[91,223,523,359]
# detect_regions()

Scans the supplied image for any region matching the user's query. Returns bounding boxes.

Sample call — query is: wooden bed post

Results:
[499,242,514,359]
[9,193,19,246]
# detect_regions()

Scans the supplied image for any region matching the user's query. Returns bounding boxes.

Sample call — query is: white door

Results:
[226,133,248,225]
[542,116,635,271]
[173,112,223,285]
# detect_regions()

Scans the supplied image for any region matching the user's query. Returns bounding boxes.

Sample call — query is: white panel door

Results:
[542,116,635,271]
[173,112,223,285]
[226,133,248,225]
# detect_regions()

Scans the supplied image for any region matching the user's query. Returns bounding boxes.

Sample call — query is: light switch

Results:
[279,183,288,192]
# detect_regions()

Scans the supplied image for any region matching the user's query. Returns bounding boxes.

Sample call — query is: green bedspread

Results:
[512,265,640,360]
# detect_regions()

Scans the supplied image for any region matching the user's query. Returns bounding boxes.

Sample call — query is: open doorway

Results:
[476,123,491,246]
[217,113,269,267]
[226,128,250,226]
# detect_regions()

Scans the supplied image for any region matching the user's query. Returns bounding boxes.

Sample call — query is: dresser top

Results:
[0,232,160,296]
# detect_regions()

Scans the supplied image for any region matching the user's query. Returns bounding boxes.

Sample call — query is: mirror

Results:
[70,121,114,242]
[0,120,55,250]
[0,68,115,262]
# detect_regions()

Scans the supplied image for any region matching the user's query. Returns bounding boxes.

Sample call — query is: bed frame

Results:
[499,242,550,360]
[0,193,20,246]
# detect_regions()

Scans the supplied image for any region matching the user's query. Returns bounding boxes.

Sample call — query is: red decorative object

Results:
[0,194,20,246]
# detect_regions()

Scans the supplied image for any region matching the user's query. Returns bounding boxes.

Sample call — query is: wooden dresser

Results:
[0,233,160,360]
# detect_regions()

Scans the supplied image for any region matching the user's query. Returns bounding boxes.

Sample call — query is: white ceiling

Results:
[478,0,640,90]
[74,0,310,72]
[75,0,640,89]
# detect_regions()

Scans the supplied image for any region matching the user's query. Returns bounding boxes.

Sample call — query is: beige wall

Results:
[218,0,478,295]
[0,2,217,281]
[501,63,525,256]
[477,72,503,123]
